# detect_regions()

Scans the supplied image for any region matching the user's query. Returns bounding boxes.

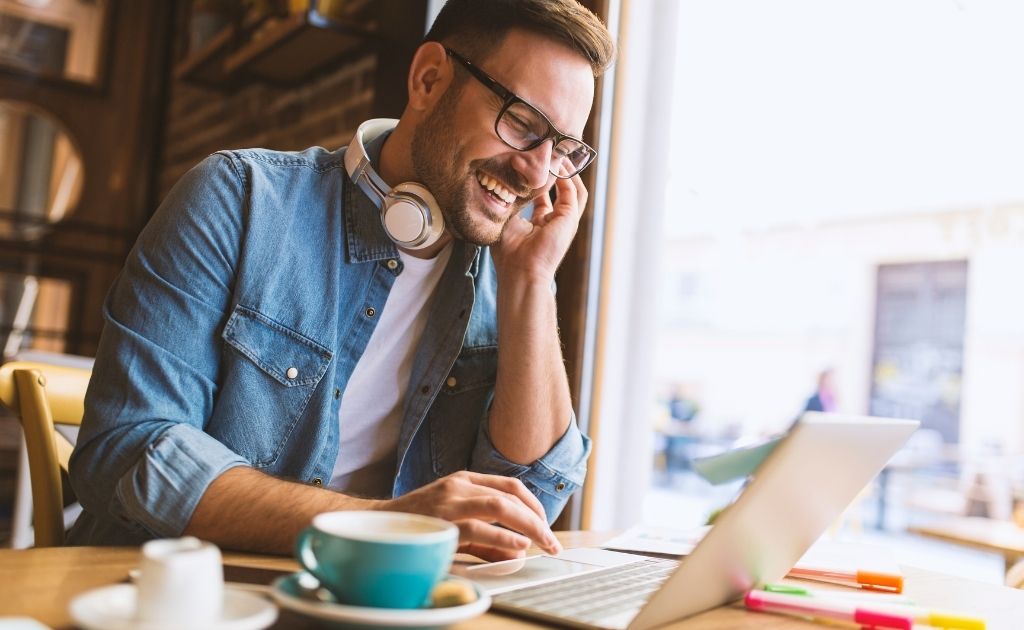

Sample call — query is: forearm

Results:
[489,276,573,464]
[184,467,382,554]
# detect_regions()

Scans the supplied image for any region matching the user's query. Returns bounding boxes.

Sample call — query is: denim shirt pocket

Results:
[429,344,498,477]
[219,305,332,466]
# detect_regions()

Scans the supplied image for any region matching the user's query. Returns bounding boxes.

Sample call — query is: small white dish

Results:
[69,583,278,630]
[128,567,272,596]
[271,572,491,628]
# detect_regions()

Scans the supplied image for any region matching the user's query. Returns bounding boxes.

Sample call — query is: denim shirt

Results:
[67,140,591,545]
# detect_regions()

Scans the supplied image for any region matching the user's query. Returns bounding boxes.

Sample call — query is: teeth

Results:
[477,173,516,204]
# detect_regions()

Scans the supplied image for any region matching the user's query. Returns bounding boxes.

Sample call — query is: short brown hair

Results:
[424,0,616,77]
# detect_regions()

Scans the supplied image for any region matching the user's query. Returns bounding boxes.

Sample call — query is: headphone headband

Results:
[345,119,445,250]
[344,118,398,201]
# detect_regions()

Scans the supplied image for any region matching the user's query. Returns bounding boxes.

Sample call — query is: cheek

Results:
[463,131,513,165]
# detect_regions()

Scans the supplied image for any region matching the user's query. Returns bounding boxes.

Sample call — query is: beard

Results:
[410,88,533,246]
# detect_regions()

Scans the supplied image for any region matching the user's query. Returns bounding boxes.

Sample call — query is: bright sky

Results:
[667,0,1024,235]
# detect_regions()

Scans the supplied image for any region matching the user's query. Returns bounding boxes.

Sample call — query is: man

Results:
[68,0,615,561]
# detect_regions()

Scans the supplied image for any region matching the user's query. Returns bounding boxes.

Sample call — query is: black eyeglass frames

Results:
[445,47,597,179]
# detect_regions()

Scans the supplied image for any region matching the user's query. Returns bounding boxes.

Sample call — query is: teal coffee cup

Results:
[295,511,458,608]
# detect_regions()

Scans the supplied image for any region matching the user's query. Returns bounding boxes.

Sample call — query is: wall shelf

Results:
[174,6,376,89]
[173,22,239,87]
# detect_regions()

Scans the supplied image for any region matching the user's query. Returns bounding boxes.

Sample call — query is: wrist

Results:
[493,254,557,287]
[362,497,390,511]
[498,277,558,313]
[497,268,557,292]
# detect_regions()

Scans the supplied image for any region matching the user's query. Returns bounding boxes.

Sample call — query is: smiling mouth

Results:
[476,172,518,206]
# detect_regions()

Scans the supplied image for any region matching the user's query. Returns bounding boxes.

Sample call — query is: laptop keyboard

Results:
[492,558,679,627]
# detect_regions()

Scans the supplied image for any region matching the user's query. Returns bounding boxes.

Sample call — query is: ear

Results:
[407,41,453,112]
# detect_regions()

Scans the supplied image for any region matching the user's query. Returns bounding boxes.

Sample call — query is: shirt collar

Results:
[344,129,400,263]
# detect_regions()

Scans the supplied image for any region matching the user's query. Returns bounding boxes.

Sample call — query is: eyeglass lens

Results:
[496,102,594,178]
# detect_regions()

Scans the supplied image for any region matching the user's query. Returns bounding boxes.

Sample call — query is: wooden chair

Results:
[1007,557,1024,589]
[0,360,91,547]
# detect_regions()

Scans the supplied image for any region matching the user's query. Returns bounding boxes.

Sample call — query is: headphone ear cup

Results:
[383,182,445,249]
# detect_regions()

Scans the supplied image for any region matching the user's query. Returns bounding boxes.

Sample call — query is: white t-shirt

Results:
[328,243,453,497]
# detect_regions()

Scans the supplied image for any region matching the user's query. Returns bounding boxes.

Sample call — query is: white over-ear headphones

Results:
[344,118,445,250]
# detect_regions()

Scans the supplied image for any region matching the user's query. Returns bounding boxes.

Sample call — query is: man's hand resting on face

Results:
[492,175,588,284]
[382,471,563,561]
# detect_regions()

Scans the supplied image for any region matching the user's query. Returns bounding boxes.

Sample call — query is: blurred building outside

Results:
[645,205,1024,584]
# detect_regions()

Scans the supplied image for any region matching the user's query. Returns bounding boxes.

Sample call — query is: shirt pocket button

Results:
[286,367,299,379]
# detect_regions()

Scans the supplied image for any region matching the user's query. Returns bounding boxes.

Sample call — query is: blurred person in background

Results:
[804,368,838,413]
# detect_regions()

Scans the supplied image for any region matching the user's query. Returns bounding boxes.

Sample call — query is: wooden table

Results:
[2,531,1024,629]
[911,516,1024,572]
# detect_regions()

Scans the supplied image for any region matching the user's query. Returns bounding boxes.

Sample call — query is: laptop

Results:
[452,412,919,630]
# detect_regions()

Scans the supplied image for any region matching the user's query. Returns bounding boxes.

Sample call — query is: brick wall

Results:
[158,53,377,200]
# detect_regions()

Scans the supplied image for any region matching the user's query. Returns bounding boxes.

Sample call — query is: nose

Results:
[510,140,554,190]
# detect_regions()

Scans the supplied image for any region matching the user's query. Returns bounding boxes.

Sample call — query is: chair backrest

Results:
[0,360,91,547]
[1008,558,1024,589]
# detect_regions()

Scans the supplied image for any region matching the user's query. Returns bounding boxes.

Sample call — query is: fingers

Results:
[437,473,561,555]
[521,175,589,234]
[533,185,553,213]
[573,174,588,211]
[386,471,563,556]
[450,492,560,555]
[555,175,586,218]
[501,214,534,241]
[529,186,554,228]
[539,176,586,227]
[457,519,530,554]
[459,540,528,562]
[458,471,547,521]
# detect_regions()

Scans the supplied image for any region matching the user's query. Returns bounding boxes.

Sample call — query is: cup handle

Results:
[295,526,321,577]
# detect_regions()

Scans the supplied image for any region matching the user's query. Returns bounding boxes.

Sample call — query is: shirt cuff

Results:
[471,412,592,523]
[113,423,250,537]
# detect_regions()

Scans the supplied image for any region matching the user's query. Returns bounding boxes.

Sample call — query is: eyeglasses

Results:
[445,47,597,179]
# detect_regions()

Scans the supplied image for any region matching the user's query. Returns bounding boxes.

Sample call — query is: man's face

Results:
[411,30,595,246]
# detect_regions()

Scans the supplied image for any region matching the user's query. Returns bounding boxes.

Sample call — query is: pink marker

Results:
[745,589,913,629]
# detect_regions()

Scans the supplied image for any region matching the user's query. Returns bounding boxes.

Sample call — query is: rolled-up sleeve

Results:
[69,153,250,538]
[469,411,591,524]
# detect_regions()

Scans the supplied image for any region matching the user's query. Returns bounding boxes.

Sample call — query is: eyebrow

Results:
[447,47,582,139]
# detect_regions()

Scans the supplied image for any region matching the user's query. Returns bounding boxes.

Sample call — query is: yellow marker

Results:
[763,584,985,630]
[919,611,986,630]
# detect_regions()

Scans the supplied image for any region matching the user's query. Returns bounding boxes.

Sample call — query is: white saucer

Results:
[270,572,491,628]
[69,583,278,630]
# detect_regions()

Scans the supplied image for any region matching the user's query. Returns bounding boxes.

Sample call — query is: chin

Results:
[462,223,504,247]
[448,213,504,247]
[441,176,520,246]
